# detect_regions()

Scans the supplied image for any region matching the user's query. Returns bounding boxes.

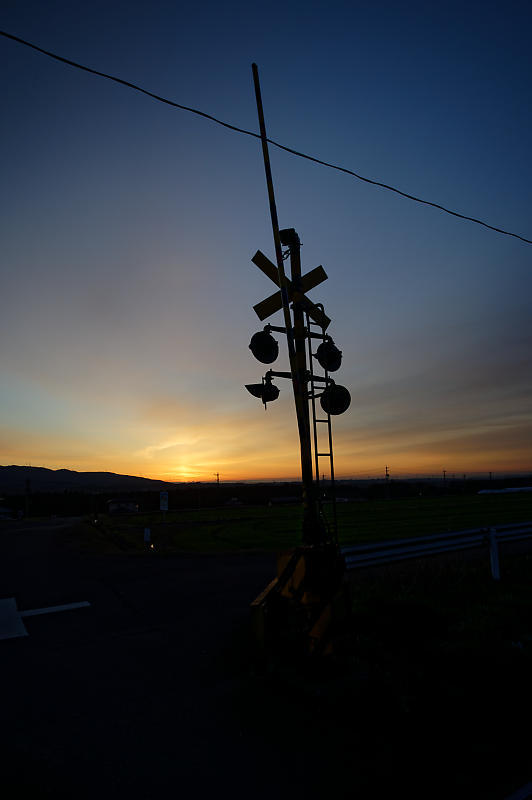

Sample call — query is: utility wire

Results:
[0,31,255,137]
[2,29,531,246]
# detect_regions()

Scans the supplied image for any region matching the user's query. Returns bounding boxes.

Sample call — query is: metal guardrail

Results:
[341,521,532,579]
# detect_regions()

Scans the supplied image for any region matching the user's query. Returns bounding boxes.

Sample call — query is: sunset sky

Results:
[1,1,531,482]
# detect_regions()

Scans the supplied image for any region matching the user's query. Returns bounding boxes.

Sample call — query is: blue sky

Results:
[1,0,531,480]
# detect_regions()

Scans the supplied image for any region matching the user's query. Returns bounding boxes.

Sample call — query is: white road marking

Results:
[505,782,532,800]
[0,597,28,640]
[1,598,90,640]
[20,601,91,617]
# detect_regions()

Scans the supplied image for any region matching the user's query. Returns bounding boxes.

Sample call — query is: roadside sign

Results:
[159,491,168,512]
[251,250,330,328]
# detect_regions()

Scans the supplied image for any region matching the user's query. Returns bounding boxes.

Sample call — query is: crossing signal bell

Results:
[279,227,300,248]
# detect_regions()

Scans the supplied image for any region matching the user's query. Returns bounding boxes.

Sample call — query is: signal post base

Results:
[250,543,350,659]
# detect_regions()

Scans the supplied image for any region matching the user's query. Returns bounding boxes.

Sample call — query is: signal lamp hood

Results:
[249,331,279,364]
[320,384,351,415]
[316,339,342,372]
[245,383,266,399]
[245,381,280,405]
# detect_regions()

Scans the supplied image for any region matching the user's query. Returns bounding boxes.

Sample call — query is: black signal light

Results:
[320,384,351,415]
[316,339,342,372]
[249,331,279,364]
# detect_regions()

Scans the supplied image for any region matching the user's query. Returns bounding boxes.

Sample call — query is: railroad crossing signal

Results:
[247,227,351,538]
[247,66,351,657]
[251,250,331,329]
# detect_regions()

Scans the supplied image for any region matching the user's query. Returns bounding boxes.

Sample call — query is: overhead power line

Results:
[1,29,531,246]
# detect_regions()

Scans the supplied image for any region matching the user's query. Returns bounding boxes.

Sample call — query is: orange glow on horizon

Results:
[99,449,532,483]
[2,407,531,483]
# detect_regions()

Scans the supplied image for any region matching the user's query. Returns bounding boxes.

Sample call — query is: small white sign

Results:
[159,491,168,512]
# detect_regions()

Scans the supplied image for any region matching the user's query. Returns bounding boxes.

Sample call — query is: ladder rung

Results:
[316,418,329,423]
[317,452,331,457]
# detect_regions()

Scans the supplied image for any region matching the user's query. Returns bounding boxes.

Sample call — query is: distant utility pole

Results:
[385,465,389,481]
[443,469,447,482]
[213,472,220,485]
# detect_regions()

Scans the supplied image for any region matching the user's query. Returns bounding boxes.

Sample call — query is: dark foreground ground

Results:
[1,518,531,799]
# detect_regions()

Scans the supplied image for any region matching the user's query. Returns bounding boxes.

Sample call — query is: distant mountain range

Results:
[2,465,530,496]
[0,465,180,495]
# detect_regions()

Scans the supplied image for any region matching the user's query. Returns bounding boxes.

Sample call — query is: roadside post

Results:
[489,527,501,580]
[159,490,168,522]
[144,527,151,550]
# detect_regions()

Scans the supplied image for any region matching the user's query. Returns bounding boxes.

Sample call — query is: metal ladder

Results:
[305,307,338,542]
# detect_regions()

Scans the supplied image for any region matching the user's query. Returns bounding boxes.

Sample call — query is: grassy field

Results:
[81,491,532,554]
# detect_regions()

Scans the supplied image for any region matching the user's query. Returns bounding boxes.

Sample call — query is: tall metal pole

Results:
[251,64,320,543]
[287,232,322,543]
[251,65,295,360]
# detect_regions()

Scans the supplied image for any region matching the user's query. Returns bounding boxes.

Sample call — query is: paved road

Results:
[0,519,285,799]
[4,519,529,799]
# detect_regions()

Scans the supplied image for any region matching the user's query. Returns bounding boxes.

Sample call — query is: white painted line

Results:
[505,782,532,800]
[20,601,91,617]
[0,597,29,640]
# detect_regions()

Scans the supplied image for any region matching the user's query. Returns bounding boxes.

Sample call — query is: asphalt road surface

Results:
[0,518,285,799]
[4,518,530,799]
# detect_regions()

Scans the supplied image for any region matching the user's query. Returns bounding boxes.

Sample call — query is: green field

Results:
[82,491,532,554]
